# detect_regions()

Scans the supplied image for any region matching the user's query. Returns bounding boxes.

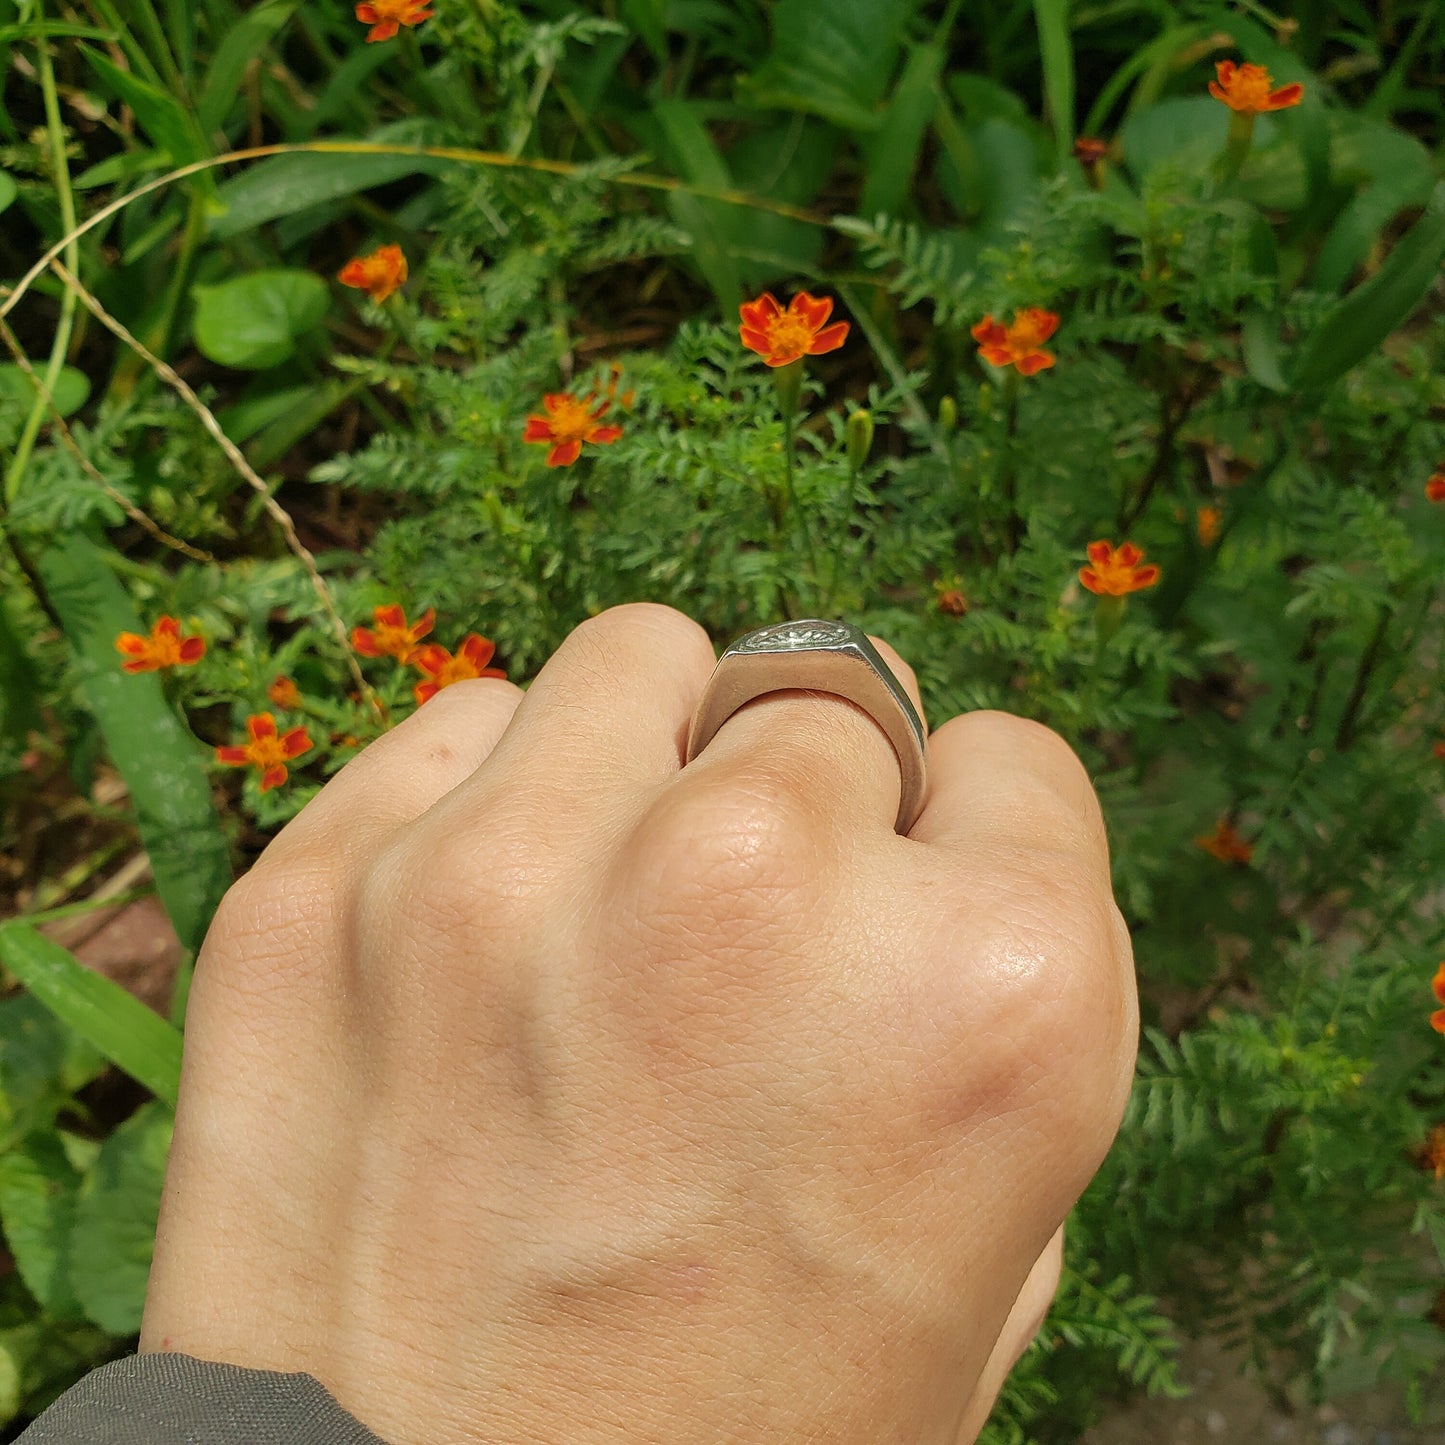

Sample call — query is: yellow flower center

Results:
[546,395,598,442]
[764,315,814,363]
[433,655,478,688]
[247,735,291,769]
[1225,64,1274,111]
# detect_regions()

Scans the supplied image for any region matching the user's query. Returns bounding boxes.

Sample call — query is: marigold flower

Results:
[738,292,850,368]
[267,675,302,709]
[114,616,205,674]
[935,587,968,617]
[1432,962,1445,1035]
[1072,136,1109,165]
[338,243,408,303]
[354,0,433,43]
[1195,819,1253,865]
[1421,1124,1445,1181]
[523,392,624,468]
[1197,505,1222,546]
[412,633,507,705]
[1425,471,1445,502]
[971,308,1060,376]
[1208,59,1304,114]
[215,713,313,792]
[351,604,435,663]
[1079,540,1161,597]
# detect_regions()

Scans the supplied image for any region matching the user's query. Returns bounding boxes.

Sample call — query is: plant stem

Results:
[1333,599,1393,752]
[999,370,1021,553]
[6,27,79,505]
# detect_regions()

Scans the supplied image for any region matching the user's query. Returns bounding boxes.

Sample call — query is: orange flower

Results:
[1425,471,1445,502]
[412,633,507,705]
[114,616,205,674]
[338,243,408,303]
[738,292,850,368]
[1197,505,1222,546]
[971,308,1060,376]
[935,587,968,617]
[523,392,624,468]
[1072,137,1109,165]
[351,604,435,663]
[1432,962,1445,1035]
[354,0,433,43]
[1435,740,1445,762]
[267,675,302,709]
[1079,540,1161,596]
[1195,819,1253,865]
[215,713,313,792]
[1208,60,1304,114]
[1422,1125,1445,1181]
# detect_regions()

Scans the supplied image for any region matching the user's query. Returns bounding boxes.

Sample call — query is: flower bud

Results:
[938,395,957,437]
[846,409,874,473]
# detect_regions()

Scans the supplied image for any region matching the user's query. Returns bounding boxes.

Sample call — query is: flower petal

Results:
[178,636,206,664]
[1130,564,1161,591]
[547,439,583,467]
[247,713,279,743]
[1086,540,1114,566]
[808,321,850,356]
[790,292,833,329]
[259,764,288,792]
[215,745,251,766]
[1016,350,1054,375]
[280,727,313,759]
[586,424,623,445]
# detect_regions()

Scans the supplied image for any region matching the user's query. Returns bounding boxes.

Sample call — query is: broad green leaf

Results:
[619,0,666,61]
[0,1133,85,1319]
[0,994,106,1154]
[208,119,451,237]
[32,532,232,958]
[0,171,15,215]
[1289,180,1445,391]
[69,1102,173,1335]
[0,925,183,1109]
[72,147,173,191]
[739,0,918,131]
[1241,311,1288,393]
[0,364,90,418]
[192,269,330,370]
[860,41,942,219]
[1032,0,1074,163]
[1311,121,1433,293]
[651,101,742,315]
[81,46,205,168]
[198,0,300,136]
[1083,24,1216,139]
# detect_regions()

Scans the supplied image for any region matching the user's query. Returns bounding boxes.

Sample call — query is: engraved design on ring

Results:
[684,619,928,835]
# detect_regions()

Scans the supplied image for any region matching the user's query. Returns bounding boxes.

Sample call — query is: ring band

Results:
[684,620,928,834]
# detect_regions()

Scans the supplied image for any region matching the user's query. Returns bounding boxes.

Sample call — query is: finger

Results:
[251,675,524,878]
[910,710,1110,878]
[951,1225,1065,1444]
[674,630,927,841]
[391,603,716,848]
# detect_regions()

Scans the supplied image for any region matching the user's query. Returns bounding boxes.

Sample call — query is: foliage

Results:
[2,0,1444,1435]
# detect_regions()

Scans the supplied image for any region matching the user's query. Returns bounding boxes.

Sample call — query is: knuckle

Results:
[626,781,819,933]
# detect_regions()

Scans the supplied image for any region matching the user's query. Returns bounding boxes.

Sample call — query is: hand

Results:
[140,602,1138,1444]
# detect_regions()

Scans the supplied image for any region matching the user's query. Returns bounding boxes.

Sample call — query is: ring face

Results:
[731,620,856,653]
[686,618,928,835]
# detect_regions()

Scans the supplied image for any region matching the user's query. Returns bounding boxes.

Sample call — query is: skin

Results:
[140,601,1139,1444]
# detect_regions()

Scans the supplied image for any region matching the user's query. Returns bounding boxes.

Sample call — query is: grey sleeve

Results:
[14,1352,392,1445]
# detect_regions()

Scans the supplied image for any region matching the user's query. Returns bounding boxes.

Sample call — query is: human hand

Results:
[140,602,1138,1444]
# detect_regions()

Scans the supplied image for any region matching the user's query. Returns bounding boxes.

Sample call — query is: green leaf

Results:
[0,925,183,1109]
[0,994,106,1154]
[651,101,742,315]
[1311,121,1434,293]
[739,0,918,131]
[32,532,232,958]
[0,593,41,757]
[860,41,942,219]
[208,119,451,238]
[618,0,666,62]
[192,269,330,370]
[81,46,205,168]
[1241,311,1288,393]
[1032,0,1074,163]
[0,1133,86,1319]
[197,0,300,136]
[0,364,90,418]
[69,1102,173,1335]
[1288,180,1445,391]
[0,171,16,215]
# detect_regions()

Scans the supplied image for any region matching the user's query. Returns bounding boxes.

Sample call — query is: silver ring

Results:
[684,620,928,834]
